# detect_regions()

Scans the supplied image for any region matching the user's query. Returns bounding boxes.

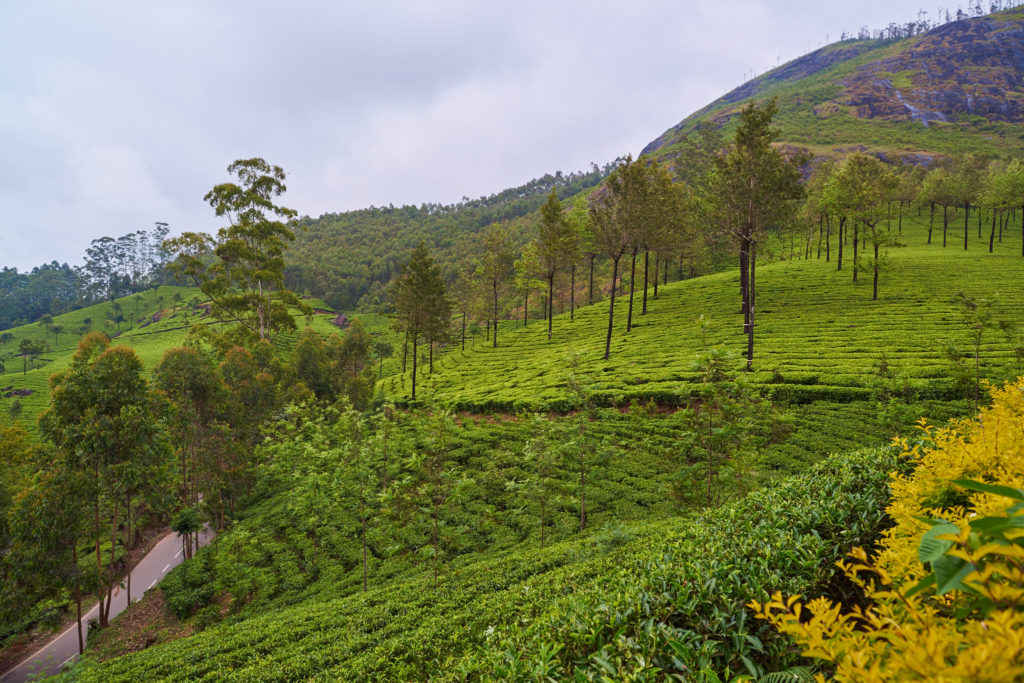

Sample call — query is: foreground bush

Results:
[755,378,1024,681]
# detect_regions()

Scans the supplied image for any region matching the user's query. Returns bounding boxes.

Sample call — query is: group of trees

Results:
[0,226,177,331]
[0,158,364,650]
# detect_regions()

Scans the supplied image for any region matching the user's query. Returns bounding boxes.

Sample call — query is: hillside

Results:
[644,6,1024,161]
[0,288,347,435]
[49,202,1024,680]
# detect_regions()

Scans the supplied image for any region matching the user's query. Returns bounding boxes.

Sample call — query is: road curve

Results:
[0,528,213,683]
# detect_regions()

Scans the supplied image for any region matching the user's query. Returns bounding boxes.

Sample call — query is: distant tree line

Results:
[283,163,619,311]
[839,1,1024,43]
[0,224,177,330]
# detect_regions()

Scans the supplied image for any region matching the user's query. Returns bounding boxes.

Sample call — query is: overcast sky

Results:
[1,0,935,271]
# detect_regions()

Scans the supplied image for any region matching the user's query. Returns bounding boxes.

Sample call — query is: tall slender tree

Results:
[164,158,311,343]
[707,99,803,370]
[392,243,449,401]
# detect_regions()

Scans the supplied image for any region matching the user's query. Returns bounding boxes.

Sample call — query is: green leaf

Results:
[918,522,959,563]
[905,572,936,598]
[952,479,1024,501]
[933,555,973,595]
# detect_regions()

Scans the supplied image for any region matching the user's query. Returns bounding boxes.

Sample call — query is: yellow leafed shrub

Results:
[752,378,1024,682]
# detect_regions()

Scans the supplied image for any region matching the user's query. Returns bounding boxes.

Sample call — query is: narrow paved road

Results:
[0,528,213,683]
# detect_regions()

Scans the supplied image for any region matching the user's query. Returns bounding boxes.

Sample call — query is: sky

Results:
[1,0,939,271]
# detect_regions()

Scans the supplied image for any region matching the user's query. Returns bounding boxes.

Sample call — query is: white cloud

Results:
[0,0,935,270]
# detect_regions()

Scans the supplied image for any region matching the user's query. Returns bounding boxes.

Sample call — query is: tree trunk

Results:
[837,217,844,270]
[428,341,433,374]
[873,240,879,300]
[402,332,408,372]
[898,199,904,233]
[588,254,595,305]
[825,214,831,262]
[547,273,554,340]
[652,254,660,298]
[928,203,934,244]
[990,210,997,253]
[94,494,105,626]
[817,215,823,259]
[492,281,499,348]
[411,336,418,400]
[570,264,576,321]
[852,221,859,283]
[964,201,970,250]
[523,293,528,327]
[461,313,465,351]
[942,204,948,247]
[641,249,650,315]
[626,248,638,332]
[604,256,620,360]
[746,243,757,372]
[739,237,749,320]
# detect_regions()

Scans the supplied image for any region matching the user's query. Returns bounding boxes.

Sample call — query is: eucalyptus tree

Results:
[164,158,311,344]
[706,99,803,371]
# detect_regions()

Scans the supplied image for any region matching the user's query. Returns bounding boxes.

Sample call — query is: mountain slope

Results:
[644,7,1024,160]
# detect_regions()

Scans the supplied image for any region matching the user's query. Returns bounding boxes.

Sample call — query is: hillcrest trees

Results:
[164,158,311,344]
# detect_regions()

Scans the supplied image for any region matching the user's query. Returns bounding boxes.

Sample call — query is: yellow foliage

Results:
[752,378,1024,681]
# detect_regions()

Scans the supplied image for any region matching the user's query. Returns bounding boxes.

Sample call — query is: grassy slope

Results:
[385,213,1024,411]
[0,287,344,435]
[56,207,1024,681]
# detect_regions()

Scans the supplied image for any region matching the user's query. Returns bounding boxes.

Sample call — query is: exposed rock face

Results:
[643,10,1024,157]
[838,18,1024,124]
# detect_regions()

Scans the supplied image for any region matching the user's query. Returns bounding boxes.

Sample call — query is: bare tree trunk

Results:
[928,203,934,244]
[853,221,859,283]
[652,254,660,298]
[837,217,845,270]
[492,282,499,348]
[411,336,418,400]
[746,243,757,371]
[570,264,576,321]
[990,210,997,253]
[588,254,595,305]
[641,250,650,314]
[626,247,638,332]
[942,204,948,247]
[604,256,620,360]
[825,214,831,262]
[873,240,880,300]
[964,201,970,250]
[547,273,554,340]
